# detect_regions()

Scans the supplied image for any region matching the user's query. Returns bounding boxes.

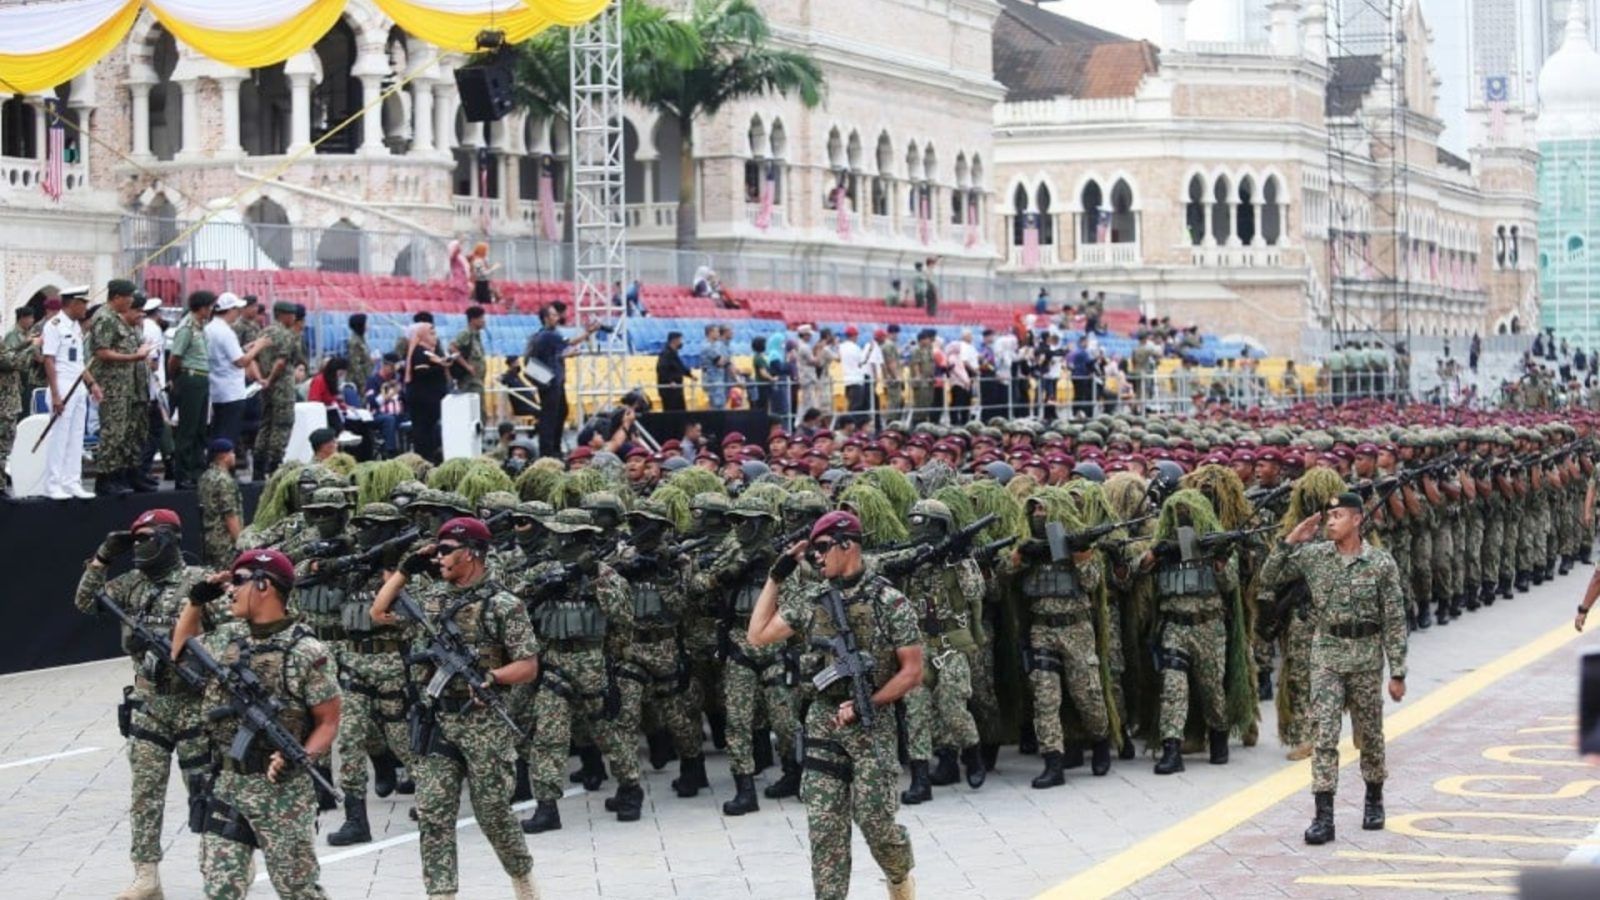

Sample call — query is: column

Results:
[1225,201,1241,246]
[175,80,199,159]
[411,78,435,153]
[434,84,454,155]
[1202,203,1215,247]
[357,74,387,154]
[1251,202,1265,246]
[289,73,313,152]
[128,82,151,159]
[32,93,48,159]
[640,161,655,207]
[217,76,243,157]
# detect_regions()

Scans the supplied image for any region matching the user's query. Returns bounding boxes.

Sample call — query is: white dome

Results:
[1536,2,1600,120]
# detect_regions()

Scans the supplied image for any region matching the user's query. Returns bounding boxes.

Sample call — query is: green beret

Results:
[273,301,298,315]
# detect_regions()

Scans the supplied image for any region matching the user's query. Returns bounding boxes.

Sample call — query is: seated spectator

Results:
[307,356,378,460]
[693,265,715,297]
[362,353,405,457]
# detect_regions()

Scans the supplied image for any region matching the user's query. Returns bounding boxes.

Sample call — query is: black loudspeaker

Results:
[455,57,515,123]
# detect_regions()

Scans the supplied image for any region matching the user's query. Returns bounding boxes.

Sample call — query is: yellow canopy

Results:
[0,0,607,94]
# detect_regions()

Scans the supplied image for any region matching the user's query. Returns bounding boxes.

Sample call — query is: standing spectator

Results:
[446,239,471,304]
[794,324,821,415]
[450,306,488,399]
[1132,332,1160,410]
[911,261,929,309]
[625,280,646,317]
[1011,329,1033,415]
[839,326,866,424]
[137,295,169,489]
[523,303,599,458]
[885,279,905,307]
[879,326,905,423]
[86,280,153,497]
[945,329,976,425]
[41,291,101,500]
[977,329,1002,421]
[1576,345,1589,378]
[252,301,306,481]
[232,295,264,468]
[405,324,450,462]
[994,327,1018,416]
[655,331,692,412]
[750,336,773,413]
[205,292,266,450]
[346,314,373,391]
[814,328,840,418]
[1034,288,1051,315]
[1068,336,1096,418]
[198,438,243,567]
[861,328,884,428]
[701,325,730,409]
[769,339,794,423]
[365,353,405,456]
[166,291,214,489]
[1038,331,1062,421]
[470,243,500,304]
[0,306,39,497]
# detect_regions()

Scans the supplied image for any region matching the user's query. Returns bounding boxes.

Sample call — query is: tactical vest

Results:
[1020,564,1080,599]
[1155,560,1219,597]
[732,582,763,616]
[631,581,673,626]
[927,567,977,653]
[809,578,898,699]
[431,585,512,673]
[536,593,608,643]
[297,581,345,615]
[213,625,314,771]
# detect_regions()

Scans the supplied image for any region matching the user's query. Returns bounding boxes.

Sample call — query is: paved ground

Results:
[1,571,1595,900]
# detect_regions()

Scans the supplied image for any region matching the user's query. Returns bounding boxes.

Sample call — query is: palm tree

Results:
[634,0,825,248]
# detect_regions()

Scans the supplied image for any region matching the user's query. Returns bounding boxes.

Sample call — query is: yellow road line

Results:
[1036,622,1587,900]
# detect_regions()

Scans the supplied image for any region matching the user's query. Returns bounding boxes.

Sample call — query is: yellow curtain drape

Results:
[0,0,140,95]
[147,0,348,69]
[376,0,611,52]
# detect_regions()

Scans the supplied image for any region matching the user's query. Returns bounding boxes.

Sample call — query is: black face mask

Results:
[133,528,181,574]
[308,510,348,539]
[1029,516,1048,539]
[735,518,769,546]
[556,533,592,563]
[356,521,402,551]
[630,520,664,550]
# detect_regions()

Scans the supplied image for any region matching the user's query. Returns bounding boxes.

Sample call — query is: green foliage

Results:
[1154,489,1222,539]
[392,452,432,482]
[648,483,692,531]
[740,482,787,515]
[456,463,517,506]
[514,457,565,502]
[962,478,1029,544]
[426,457,476,494]
[252,462,306,528]
[353,459,416,508]
[859,466,916,521]
[666,466,724,499]
[931,485,977,528]
[837,483,906,548]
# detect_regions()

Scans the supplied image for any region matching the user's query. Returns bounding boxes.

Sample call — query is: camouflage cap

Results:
[781,491,830,515]
[390,480,428,504]
[630,499,676,524]
[413,488,472,514]
[689,492,731,514]
[907,498,954,529]
[514,500,555,519]
[353,501,404,523]
[580,490,627,519]
[302,486,351,510]
[543,508,602,534]
[478,491,519,515]
[730,495,778,519]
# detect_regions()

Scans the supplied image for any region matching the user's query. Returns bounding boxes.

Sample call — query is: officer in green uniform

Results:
[254,302,307,481]
[450,306,488,398]
[88,280,154,495]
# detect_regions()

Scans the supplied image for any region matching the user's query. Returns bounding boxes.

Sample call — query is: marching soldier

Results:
[1263,493,1407,846]
[373,517,542,900]
[749,510,922,900]
[170,548,341,900]
[76,509,218,900]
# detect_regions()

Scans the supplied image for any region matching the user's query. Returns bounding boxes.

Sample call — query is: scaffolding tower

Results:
[567,1,629,423]
[1324,0,1412,343]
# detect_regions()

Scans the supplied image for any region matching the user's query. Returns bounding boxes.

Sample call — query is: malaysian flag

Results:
[1094,208,1112,243]
[917,186,931,245]
[41,98,64,203]
[538,155,559,241]
[833,182,851,240]
[477,146,492,234]
[964,193,978,248]
[1486,76,1508,144]
[1020,212,1040,269]
[754,160,776,231]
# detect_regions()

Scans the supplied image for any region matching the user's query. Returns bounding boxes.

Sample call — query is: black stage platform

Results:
[0,483,262,675]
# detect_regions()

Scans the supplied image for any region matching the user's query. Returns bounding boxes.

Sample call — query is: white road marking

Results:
[0,746,104,770]
[254,786,586,881]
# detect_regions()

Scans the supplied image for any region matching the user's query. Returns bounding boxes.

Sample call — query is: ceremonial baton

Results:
[30,373,84,453]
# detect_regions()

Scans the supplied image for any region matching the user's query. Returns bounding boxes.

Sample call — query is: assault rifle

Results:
[809,587,877,727]
[974,536,1017,568]
[1143,523,1279,563]
[1245,483,1292,512]
[1258,578,1311,644]
[878,513,998,578]
[178,637,340,800]
[1047,512,1157,559]
[97,592,206,691]
[300,527,421,586]
[609,534,713,579]
[392,591,526,740]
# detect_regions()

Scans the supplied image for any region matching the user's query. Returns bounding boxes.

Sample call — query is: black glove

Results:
[577,552,599,577]
[97,530,134,563]
[770,554,799,582]
[1019,539,1051,562]
[188,580,225,605]
[401,549,438,577]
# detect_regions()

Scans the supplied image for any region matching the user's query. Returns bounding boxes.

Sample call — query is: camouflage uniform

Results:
[1015,543,1111,750]
[908,342,938,424]
[194,618,340,900]
[86,303,148,477]
[682,493,733,750]
[409,574,538,894]
[1153,554,1238,741]
[345,332,372,395]
[198,465,243,567]
[0,321,34,478]
[75,547,216,868]
[451,327,486,395]
[896,550,984,764]
[255,316,305,477]
[779,571,919,900]
[1261,538,1406,796]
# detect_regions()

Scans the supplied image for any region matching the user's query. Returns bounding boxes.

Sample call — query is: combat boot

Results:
[960,744,987,789]
[1405,609,1417,632]
[1516,570,1531,593]
[887,873,916,899]
[129,469,158,493]
[1532,566,1546,586]
[1479,581,1496,608]
[1415,602,1432,629]
[1560,554,1574,576]
[1091,738,1112,777]
[1154,739,1185,775]
[512,759,533,803]
[723,774,759,815]
[900,761,933,805]
[1208,729,1230,765]
[1449,593,1465,618]
[1499,574,1514,599]
[1119,725,1136,760]
[1018,722,1038,755]
[764,758,801,798]
[672,754,708,798]
[1362,780,1385,830]
[980,742,1000,773]
[1061,744,1085,769]
[314,763,337,811]
[1581,544,1594,565]
[753,727,776,773]
[520,800,561,834]
[1547,558,1559,581]
[611,781,643,822]
[1304,791,1335,845]
[1030,751,1065,789]
[372,752,399,798]
[114,862,161,900]
[511,871,541,900]
[928,748,960,786]
[1462,589,1479,613]
[646,730,677,770]
[708,710,728,750]
[568,745,607,792]
[98,470,132,497]
[1433,598,1451,626]
[327,794,371,846]
[1257,668,1274,702]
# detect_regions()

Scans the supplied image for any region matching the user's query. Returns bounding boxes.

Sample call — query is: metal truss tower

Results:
[568,0,628,423]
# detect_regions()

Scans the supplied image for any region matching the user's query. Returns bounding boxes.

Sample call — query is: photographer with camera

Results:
[524,302,601,458]
[577,390,651,456]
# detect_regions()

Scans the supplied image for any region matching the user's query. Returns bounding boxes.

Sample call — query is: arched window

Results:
[1568,234,1586,263]
[1011,183,1029,245]
[1079,180,1104,244]
[1237,176,1257,245]
[380,27,411,151]
[312,19,359,154]
[1211,175,1232,245]
[1509,225,1520,267]
[623,119,646,204]
[316,218,363,272]
[1262,176,1282,245]
[241,62,290,156]
[1495,225,1507,268]
[245,197,293,269]
[149,28,181,161]
[743,116,766,203]
[1109,178,1135,243]
[871,132,893,216]
[139,193,182,266]
[970,156,984,231]
[0,96,36,159]
[655,116,684,204]
[1185,175,1205,246]
[951,155,969,225]
[1036,184,1054,245]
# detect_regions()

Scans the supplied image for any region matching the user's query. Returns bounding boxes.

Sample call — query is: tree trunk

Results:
[675,116,697,253]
